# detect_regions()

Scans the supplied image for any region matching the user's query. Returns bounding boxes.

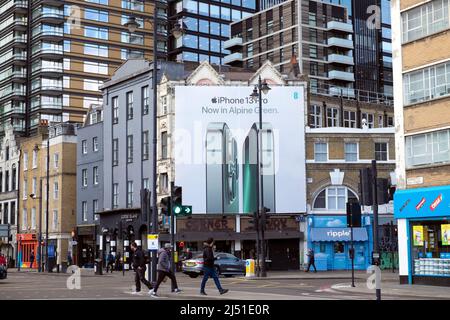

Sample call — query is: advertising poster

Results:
[413,226,424,246]
[442,224,450,246]
[174,85,306,214]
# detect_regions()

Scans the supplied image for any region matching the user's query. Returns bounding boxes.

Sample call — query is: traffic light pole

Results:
[350,222,355,287]
[170,181,175,274]
[371,160,381,301]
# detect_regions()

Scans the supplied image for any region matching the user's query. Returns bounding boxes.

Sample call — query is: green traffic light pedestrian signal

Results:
[173,205,192,216]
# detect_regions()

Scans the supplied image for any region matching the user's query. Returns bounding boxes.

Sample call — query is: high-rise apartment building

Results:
[167,0,257,65]
[393,0,450,286]
[0,0,155,137]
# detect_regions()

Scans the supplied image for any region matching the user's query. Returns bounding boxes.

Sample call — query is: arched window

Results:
[313,186,358,211]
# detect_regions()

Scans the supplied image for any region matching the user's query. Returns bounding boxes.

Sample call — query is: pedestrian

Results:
[67,252,73,266]
[30,250,35,270]
[200,238,229,296]
[130,242,153,294]
[150,243,181,297]
[305,248,317,273]
[106,252,114,273]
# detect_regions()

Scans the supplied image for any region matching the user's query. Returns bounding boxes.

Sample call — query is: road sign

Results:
[173,205,192,216]
[0,224,10,238]
[147,234,159,250]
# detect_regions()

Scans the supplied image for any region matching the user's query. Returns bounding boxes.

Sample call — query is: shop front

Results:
[394,185,450,286]
[175,215,304,271]
[307,215,373,271]
[17,233,38,269]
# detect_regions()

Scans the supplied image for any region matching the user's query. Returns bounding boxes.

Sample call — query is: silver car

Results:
[182,252,246,278]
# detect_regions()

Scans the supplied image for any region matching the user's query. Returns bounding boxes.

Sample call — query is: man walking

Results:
[130,242,153,294]
[106,252,114,273]
[200,238,228,296]
[30,250,35,270]
[150,243,181,297]
[305,248,317,273]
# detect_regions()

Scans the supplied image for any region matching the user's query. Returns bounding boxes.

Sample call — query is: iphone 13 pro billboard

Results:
[173,85,306,214]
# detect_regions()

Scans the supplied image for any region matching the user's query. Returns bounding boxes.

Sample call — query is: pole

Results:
[170,181,175,274]
[151,0,159,284]
[391,221,395,273]
[16,153,21,271]
[371,160,379,263]
[258,76,267,278]
[254,78,261,278]
[45,132,50,272]
[38,179,42,272]
[350,223,355,287]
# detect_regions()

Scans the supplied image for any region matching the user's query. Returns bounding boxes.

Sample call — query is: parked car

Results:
[0,254,7,280]
[182,252,245,278]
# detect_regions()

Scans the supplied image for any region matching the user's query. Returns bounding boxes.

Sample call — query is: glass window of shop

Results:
[411,220,450,277]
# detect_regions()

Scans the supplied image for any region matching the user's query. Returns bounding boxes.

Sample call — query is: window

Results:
[313,187,358,211]
[23,179,27,199]
[93,166,99,185]
[403,61,450,105]
[22,208,27,230]
[92,137,99,152]
[23,152,28,170]
[32,149,38,168]
[309,45,318,59]
[82,169,88,187]
[406,129,450,167]
[85,8,108,22]
[143,178,149,190]
[31,208,36,229]
[4,171,8,192]
[314,143,327,162]
[53,153,59,168]
[82,201,88,221]
[388,116,394,127]
[112,139,119,166]
[121,32,144,45]
[345,143,358,162]
[12,167,16,191]
[142,131,149,160]
[127,181,133,208]
[52,209,58,231]
[93,200,99,220]
[127,135,133,163]
[112,97,118,124]
[84,79,102,91]
[402,0,449,43]
[334,242,345,254]
[327,108,339,127]
[122,0,144,11]
[344,110,356,128]
[32,177,37,195]
[160,173,168,193]
[142,86,149,115]
[375,142,388,161]
[82,140,87,154]
[378,115,384,128]
[84,26,108,40]
[84,44,108,57]
[112,183,119,209]
[309,105,322,128]
[361,113,374,128]
[126,92,133,120]
[84,61,108,75]
[161,131,168,159]
[53,181,59,199]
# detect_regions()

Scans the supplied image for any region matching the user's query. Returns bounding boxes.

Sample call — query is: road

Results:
[0,269,444,300]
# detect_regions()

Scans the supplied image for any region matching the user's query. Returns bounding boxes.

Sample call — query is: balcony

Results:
[33,102,63,110]
[223,52,243,65]
[12,53,27,63]
[328,70,355,82]
[328,54,354,65]
[13,36,27,46]
[328,86,355,98]
[35,11,64,23]
[328,37,353,49]
[14,1,28,11]
[11,70,27,80]
[33,30,64,39]
[327,20,353,33]
[13,18,27,29]
[33,66,63,74]
[33,47,63,57]
[224,37,243,50]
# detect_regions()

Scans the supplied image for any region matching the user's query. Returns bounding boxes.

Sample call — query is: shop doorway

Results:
[269,239,300,270]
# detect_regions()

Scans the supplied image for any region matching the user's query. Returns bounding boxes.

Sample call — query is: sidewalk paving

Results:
[238,270,400,281]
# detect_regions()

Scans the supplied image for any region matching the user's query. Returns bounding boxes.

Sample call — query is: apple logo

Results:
[211,97,218,104]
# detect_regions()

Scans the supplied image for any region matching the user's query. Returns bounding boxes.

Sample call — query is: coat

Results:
[202,243,215,268]
[157,248,171,272]
[132,248,145,270]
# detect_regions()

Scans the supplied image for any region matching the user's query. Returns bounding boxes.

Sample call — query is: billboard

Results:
[173,85,306,214]
[442,224,450,246]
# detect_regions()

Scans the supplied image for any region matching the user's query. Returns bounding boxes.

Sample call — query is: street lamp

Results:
[123,4,185,283]
[250,76,271,278]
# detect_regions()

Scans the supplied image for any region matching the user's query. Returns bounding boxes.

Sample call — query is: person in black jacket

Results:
[130,242,153,293]
[200,238,228,296]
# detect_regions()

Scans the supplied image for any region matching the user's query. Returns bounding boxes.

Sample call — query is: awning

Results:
[310,227,368,242]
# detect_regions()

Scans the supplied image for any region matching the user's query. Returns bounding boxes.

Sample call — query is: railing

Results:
[311,81,394,106]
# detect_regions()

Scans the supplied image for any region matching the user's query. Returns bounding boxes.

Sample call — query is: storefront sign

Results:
[430,194,442,211]
[121,214,139,222]
[177,217,236,233]
[241,217,299,232]
[415,198,426,211]
[413,226,424,246]
[442,224,450,246]
[310,228,368,241]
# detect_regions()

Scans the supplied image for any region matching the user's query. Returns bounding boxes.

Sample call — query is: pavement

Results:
[1,268,449,300]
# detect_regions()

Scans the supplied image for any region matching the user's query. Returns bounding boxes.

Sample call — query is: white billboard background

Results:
[174,86,306,214]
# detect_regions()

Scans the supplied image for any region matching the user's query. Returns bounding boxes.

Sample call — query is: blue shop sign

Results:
[310,228,368,242]
[394,185,450,219]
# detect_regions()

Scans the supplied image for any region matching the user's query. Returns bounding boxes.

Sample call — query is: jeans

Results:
[135,266,153,292]
[201,266,223,293]
[153,270,178,293]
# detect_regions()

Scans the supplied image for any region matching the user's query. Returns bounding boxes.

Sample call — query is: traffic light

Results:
[376,178,389,205]
[388,184,396,202]
[160,196,171,216]
[346,201,362,227]
[249,211,259,231]
[359,168,373,206]
[172,185,182,214]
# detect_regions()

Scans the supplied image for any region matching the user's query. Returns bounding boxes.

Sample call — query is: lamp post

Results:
[250,76,271,278]
[124,2,185,283]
